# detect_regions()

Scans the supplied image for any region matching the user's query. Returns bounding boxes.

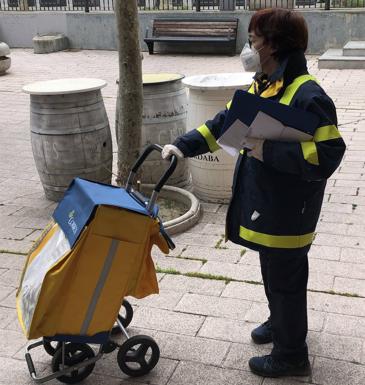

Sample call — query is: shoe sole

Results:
[249,365,311,378]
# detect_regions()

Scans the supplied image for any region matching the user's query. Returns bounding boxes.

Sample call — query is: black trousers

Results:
[259,250,309,362]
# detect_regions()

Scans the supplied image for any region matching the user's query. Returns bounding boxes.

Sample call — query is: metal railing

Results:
[0,0,364,11]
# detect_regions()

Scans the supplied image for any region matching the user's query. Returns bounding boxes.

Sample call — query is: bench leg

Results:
[146,42,154,55]
[228,42,236,56]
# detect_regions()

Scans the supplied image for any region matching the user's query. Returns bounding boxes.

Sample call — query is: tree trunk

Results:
[19,0,29,10]
[115,0,143,186]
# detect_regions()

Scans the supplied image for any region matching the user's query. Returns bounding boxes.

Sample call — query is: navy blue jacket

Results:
[174,51,346,255]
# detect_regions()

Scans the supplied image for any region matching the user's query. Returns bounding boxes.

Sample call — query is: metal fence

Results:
[0,0,364,11]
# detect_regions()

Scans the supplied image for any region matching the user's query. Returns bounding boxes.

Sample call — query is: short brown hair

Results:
[248,8,308,60]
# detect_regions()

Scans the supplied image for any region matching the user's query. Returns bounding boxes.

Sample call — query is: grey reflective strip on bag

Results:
[80,239,119,335]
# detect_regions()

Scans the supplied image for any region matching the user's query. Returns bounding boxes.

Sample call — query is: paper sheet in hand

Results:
[217,89,319,156]
[218,111,313,156]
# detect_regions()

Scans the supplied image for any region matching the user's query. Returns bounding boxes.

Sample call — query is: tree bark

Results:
[19,0,29,10]
[115,0,143,186]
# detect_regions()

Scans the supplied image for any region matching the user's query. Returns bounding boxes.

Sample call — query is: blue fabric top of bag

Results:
[53,178,158,247]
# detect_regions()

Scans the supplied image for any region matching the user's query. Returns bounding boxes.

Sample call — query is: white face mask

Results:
[240,43,263,73]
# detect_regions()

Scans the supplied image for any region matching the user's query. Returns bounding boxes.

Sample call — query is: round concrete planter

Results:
[142,184,201,235]
[0,42,10,57]
[0,42,11,75]
[0,57,11,75]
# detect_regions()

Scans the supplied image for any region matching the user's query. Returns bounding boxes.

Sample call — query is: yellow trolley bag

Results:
[16,144,177,384]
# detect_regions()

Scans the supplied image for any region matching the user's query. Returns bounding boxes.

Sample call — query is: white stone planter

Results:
[142,184,201,235]
[0,42,11,75]
[0,57,11,75]
[182,72,254,203]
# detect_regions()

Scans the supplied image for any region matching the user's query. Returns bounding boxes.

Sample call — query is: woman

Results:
[162,9,346,378]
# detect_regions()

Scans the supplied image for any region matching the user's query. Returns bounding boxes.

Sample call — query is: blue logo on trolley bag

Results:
[68,210,78,235]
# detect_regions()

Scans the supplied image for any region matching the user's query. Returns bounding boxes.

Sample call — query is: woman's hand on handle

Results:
[161,144,184,160]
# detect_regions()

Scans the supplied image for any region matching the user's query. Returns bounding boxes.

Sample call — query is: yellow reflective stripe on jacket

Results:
[279,74,323,166]
[239,226,314,249]
[300,125,341,166]
[226,100,232,109]
[197,124,220,153]
[314,124,341,142]
[301,142,319,165]
[279,74,318,105]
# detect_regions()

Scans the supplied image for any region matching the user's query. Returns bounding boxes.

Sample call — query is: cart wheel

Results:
[117,335,160,377]
[43,337,61,356]
[111,299,134,334]
[51,343,95,384]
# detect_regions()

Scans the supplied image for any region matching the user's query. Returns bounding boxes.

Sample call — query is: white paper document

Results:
[217,111,313,156]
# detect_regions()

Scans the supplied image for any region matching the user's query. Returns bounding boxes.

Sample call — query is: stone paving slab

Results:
[174,293,252,320]
[0,49,364,385]
[167,361,262,385]
[155,331,231,366]
[158,274,226,296]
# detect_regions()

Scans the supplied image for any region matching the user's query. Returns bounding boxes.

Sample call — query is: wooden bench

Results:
[144,18,238,56]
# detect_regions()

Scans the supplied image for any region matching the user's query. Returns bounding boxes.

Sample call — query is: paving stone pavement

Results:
[0,49,364,385]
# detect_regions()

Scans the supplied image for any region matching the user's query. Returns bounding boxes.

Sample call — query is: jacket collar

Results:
[251,51,308,99]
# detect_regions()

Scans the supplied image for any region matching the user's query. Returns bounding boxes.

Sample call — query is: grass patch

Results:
[214,237,228,250]
[156,266,181,275]
[156,268,365,299]
[315,289,362,298]
[185,271,233,284]
[171,255,208,264]
[0,249,27,256]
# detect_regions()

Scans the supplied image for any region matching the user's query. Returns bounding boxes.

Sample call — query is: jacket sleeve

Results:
[173,108,228,158]
[262,89,346,181]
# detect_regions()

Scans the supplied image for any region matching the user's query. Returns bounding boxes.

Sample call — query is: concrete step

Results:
[318,49,365,70]
[343,41,365,57]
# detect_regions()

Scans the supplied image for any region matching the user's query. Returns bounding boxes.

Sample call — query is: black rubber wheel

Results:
[111,299,134,334]
[51,343,95,384]
[43,338,61,356]
[117,335,160,377]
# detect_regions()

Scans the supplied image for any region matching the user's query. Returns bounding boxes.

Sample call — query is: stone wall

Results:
[0,10,364,54]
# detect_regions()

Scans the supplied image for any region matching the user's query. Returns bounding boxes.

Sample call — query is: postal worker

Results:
[161,8,346,378]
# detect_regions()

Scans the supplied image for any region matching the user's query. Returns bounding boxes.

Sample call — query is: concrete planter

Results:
[142,184,201,235]
[0,42,11,75]
[33,33,69,54]
[0,57,11,75]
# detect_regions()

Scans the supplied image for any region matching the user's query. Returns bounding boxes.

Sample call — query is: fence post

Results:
[325,0,330,10]
[85,0,89,12]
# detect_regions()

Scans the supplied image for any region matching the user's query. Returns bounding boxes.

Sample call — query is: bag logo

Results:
[68,210,78,235]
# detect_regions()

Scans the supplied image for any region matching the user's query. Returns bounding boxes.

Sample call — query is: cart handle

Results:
[126,143,178,194]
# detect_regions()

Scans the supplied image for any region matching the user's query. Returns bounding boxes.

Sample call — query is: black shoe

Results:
[251,320,272,344]
[249,355,311,378]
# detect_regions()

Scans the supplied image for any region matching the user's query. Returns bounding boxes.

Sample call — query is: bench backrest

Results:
[152,19,238,38]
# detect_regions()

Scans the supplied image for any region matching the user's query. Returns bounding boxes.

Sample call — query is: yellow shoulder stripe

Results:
[279,74,318,106]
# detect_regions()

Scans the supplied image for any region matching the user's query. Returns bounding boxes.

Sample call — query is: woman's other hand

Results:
[245,138,264,162]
